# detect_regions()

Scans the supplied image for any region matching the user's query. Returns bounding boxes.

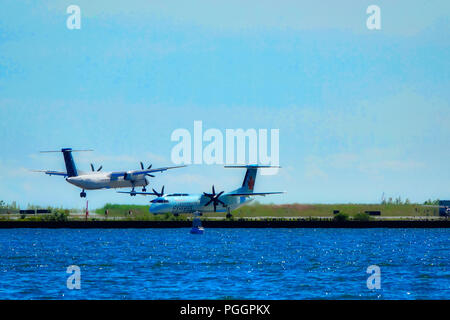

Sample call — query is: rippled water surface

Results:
[0,228,448,299]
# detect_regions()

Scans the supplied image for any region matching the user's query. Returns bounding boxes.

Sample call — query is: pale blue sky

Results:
[0,1,449,209]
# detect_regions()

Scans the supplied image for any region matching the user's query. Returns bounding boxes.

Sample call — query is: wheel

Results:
[226,213,232,219]
[80,192,86,198]
[142,187,147,192]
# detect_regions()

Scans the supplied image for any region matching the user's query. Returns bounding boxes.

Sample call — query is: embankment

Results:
[0,220,448,228]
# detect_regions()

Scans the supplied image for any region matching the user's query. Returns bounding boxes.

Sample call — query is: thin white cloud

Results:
[304,157,329,180]
[358,159,425,173]
[305,149,426,180]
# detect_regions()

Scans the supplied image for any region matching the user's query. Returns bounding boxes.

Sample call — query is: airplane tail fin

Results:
[40,148,92,177]
[224,165,280,194]
[61,148,78,177]
[240,167,258,193]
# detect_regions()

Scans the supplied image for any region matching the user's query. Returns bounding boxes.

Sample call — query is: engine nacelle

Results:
[123,172,134,181]
[123,172,146,183]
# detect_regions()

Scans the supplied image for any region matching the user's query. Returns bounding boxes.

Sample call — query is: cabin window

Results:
[151,199,169,203]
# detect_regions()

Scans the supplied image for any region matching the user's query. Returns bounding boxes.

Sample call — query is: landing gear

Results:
[142,187,147,192]
[130,183,136,196]
[80,190,86,198]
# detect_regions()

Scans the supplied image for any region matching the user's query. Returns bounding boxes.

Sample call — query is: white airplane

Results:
[33,148,186,197]
[118,165,285,218]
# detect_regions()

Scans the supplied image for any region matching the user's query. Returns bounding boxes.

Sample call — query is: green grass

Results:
[95,203,150,218]
[222,203,437,217]
[0,202,440,222]
[94,202,440,219]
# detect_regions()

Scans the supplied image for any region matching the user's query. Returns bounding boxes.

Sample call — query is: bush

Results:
[353,213,371,221]
[333,212,349,222]
[41,212,69,222]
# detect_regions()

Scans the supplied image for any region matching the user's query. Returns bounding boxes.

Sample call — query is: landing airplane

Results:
[33,148,186,197]
[118,165,285,218]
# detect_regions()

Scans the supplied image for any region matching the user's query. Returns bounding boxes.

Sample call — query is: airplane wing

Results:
[117,191,159,196]
[32,170,68,177]
[110,165,187,179]
[227,191,286,197]
[130,165,187,175]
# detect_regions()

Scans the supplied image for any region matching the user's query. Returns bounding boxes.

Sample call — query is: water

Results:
[0,228,448,299]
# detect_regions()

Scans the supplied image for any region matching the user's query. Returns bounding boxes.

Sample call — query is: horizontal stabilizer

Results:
[32,170,68,177]
[40,149,93,153]
[117,191,159,196]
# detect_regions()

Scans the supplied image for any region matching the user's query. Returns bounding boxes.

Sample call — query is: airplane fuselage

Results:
[67,172,147,190]
[149,194,253,214]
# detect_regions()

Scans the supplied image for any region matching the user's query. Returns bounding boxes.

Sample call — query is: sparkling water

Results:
[0,228,448,299]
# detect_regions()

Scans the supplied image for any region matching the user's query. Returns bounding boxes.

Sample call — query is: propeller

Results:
[140,162,155,177]
[90,163,103,172]
[203,185,226,212]
[152,186,165,197]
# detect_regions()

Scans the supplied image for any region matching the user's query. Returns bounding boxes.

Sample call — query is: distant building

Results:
[438,200,450,216]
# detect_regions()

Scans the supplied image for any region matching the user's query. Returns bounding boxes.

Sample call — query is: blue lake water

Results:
[0,228,448,300]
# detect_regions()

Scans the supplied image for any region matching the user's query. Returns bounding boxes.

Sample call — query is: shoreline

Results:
[0,220,448,228]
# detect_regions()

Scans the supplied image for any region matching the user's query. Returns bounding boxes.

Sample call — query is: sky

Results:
[0,1,449,209]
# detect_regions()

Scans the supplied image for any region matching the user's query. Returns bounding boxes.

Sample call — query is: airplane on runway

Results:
[118,165,285,218]
[33,148,186,197]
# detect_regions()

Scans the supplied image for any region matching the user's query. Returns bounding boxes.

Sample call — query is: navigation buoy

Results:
[190,211,204,234]
[190,226,204,234]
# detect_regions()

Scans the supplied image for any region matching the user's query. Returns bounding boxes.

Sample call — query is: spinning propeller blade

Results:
[203,185,226,212]
[91,163,102,172]
[140,162,153,173]
[152,186,165,197]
